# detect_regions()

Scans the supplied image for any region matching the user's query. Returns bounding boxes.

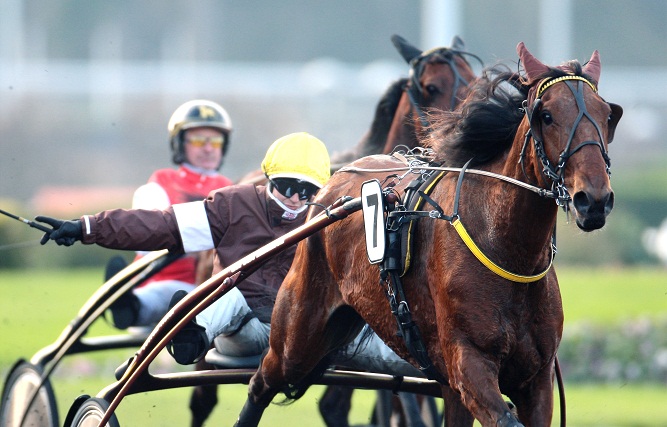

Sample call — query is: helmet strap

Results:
[267,185,309,218]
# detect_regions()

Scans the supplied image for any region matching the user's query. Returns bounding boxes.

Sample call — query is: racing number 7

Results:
[361,179,386,264]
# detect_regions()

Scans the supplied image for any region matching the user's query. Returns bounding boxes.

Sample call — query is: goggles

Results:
[270,178,319,201]
[186,136,224,149]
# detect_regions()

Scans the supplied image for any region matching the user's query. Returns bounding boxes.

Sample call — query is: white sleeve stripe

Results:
[83,215,91,235]
[172,202,215,253]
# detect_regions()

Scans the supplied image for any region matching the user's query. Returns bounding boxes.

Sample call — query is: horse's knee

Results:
[247,361,281,407]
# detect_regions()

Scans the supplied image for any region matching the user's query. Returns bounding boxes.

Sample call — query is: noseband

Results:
[405,48,482,129]
[520,75,611,208]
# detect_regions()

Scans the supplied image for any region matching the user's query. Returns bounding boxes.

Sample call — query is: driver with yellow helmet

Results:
[37,132,421,378]
[36,132,331,362]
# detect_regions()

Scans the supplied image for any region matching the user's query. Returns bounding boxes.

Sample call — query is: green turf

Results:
[556,266,667,324]
[2,267,667,425]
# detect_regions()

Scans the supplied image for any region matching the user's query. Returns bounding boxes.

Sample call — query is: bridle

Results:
[405,48,483,128]
[520,75,611,209]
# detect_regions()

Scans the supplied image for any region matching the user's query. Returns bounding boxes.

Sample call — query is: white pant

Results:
[197,287,270,357]
[196,289,422,377]
[134,280,196,326]
[332,326,424,377]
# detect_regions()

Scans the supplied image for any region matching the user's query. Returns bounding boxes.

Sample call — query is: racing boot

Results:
[166,290,209,365]
[109,291,140,330]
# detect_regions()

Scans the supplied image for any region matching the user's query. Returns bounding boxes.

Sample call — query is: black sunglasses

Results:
[270,178,319,201]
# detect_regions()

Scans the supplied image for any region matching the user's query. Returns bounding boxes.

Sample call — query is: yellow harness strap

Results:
[536,75,597,97]
[401,170,447,276]
[451,218,553,283]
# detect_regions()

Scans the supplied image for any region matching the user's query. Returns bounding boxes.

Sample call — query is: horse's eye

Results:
[425,84,440,96]
[540,111,553,125]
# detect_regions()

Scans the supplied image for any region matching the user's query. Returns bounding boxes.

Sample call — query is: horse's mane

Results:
[426,60,590,168]
[331,78,406,164]
[358,77,407,157]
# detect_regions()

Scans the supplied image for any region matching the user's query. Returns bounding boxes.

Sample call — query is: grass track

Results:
[1,266,666,425]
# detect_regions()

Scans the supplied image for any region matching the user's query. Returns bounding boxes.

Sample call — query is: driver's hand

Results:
[34,216,83,246]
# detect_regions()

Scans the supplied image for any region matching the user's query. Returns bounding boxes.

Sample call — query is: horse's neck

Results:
[476,125,558,260]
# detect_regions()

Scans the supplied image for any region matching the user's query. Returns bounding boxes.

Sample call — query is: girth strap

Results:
[379,268,448,385]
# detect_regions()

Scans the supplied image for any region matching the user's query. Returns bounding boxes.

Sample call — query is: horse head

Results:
[518,42,623,231]
[384,34,478,153]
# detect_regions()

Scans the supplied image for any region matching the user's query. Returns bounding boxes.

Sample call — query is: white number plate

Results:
[361,179,386,264]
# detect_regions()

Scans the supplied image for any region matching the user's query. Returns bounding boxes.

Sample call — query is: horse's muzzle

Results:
[572,189,614,231]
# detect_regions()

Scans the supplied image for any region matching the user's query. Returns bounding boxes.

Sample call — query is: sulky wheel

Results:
[66,397,120,427]
[0,360,58,427]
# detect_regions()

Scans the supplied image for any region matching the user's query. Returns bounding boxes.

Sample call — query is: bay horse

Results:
[323,33,478,427]
[208,34,479,427]
[234,41,622,427]
[330,33,479,167]
[239,33,479,184]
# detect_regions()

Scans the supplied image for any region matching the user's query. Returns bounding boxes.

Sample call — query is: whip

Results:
[0,208,53,234]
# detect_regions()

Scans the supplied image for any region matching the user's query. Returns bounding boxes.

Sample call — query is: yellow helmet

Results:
[261,132,330,187]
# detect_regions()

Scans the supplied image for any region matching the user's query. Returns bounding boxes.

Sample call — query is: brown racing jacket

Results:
[80,184,308,322]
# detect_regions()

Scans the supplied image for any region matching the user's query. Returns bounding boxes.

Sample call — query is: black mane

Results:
[330,78,406,164]
[427,60,589,168]
[357,78,406,157]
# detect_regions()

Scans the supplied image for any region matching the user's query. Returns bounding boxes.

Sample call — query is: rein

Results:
[341,159,557,283]
[339,164,557,200]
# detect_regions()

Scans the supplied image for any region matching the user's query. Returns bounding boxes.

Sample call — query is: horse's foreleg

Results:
[318,386,353,427]
[506,363,555,427]
[234,349,282,427]
[448,350,523,427]
[442,385,474,427]
[189,360,218,427]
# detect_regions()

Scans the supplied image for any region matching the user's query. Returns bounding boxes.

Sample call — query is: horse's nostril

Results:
[605,191,615,215]
[572,192,591,214]
[573,191,614,216]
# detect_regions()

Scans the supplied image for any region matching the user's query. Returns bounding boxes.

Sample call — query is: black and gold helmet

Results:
[168,99,233,165]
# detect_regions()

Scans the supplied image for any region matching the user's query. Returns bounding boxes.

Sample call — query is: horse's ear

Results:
[451,35,465,51]
[582,50,601,84]
[607,103,623,143]
[391,34,423,64]
[517,42,549,83]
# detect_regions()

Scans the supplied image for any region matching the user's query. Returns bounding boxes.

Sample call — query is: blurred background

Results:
[0,0,666,268]
[1,2,666,425]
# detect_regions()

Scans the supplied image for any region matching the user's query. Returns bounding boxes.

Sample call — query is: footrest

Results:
[204,348,261,369]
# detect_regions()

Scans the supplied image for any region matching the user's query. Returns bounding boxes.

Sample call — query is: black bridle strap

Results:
[556,81,610,173]
[522,76,610,208]
[405,48,479,129]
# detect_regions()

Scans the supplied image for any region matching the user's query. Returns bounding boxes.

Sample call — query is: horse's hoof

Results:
[497,410,524,427]
[506,401,519,418]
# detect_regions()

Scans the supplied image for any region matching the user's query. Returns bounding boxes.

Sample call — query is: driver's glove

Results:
[35,216,83,246]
